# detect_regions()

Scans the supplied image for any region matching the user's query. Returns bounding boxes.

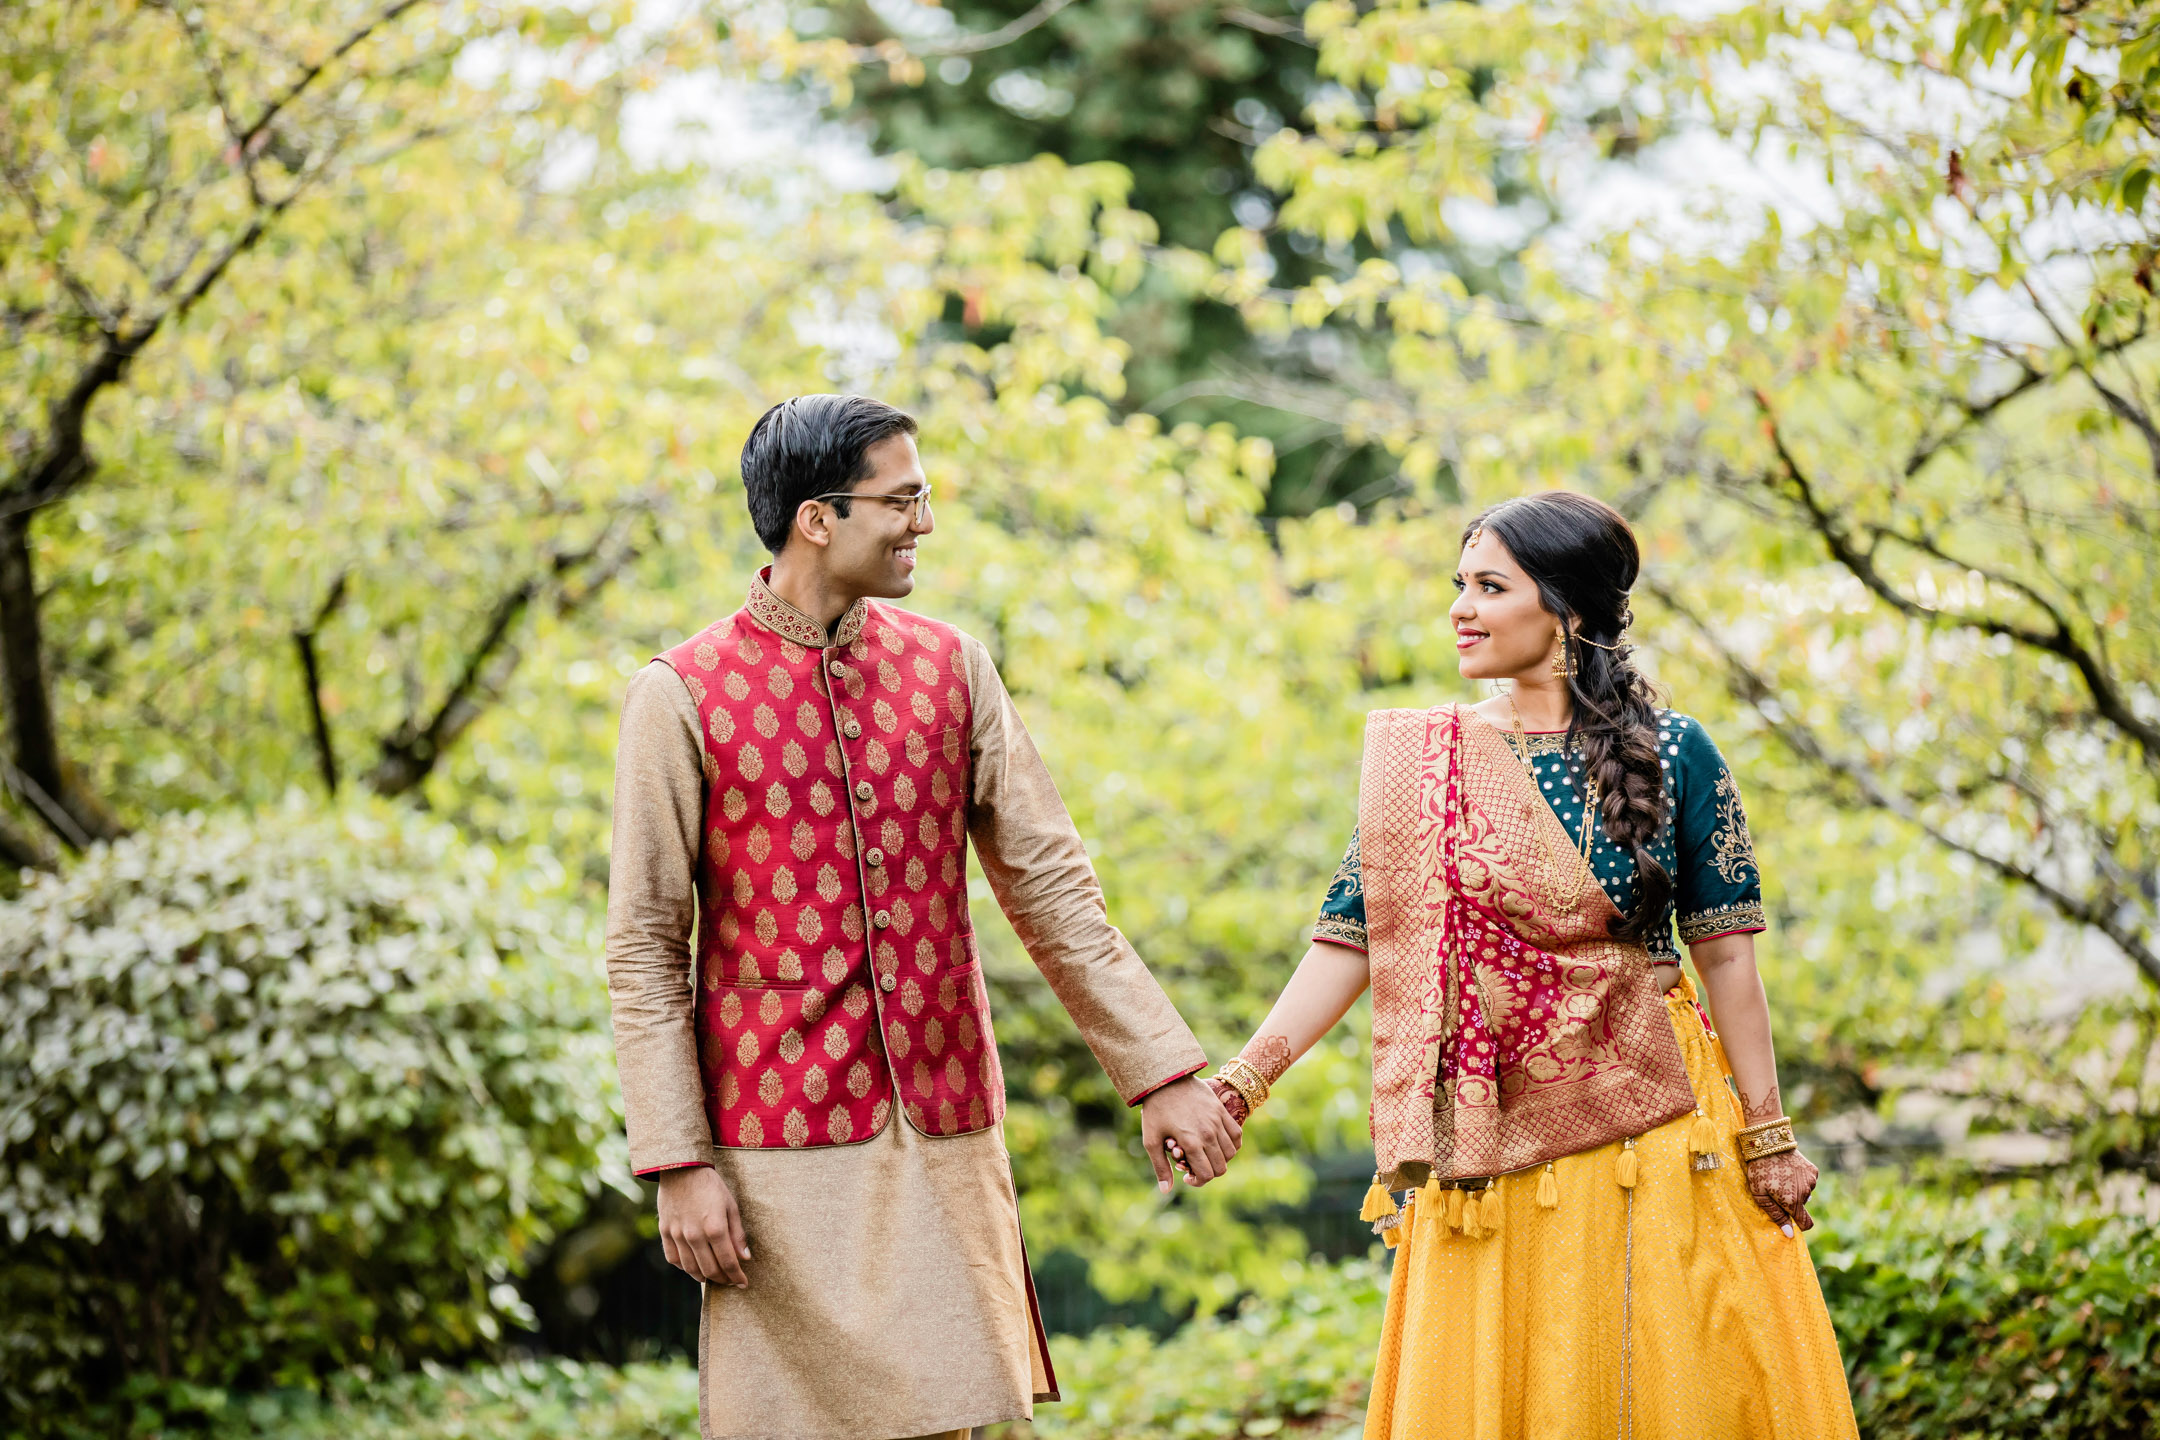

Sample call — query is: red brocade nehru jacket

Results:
[658,584,997,1149]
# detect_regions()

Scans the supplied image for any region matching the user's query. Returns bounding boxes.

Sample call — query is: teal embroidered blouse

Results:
[1313,710,1764,962]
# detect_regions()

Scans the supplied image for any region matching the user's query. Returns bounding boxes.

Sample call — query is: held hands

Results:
[1744,1149,1819,1236]
[1140,1075,1243,1192]
[655,1165,753,1287]
[1205,1075,1249,1125]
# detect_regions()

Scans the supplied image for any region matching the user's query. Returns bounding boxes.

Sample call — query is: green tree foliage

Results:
[823,0,1430,516]
[0,0,631,854]
[829,0,1311,255]
[0,805,623,1416]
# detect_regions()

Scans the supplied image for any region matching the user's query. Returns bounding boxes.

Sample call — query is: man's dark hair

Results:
[740,394,919,553]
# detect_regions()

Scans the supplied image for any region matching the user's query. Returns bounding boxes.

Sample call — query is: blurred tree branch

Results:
[1649,578,2160,992]
[294,572,350,797]
[1746,393,2160,768]
[364,500,654,799]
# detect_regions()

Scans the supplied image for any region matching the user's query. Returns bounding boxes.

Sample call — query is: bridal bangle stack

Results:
[1735,1116,1798,1163]
[1213,1056,1271,1117]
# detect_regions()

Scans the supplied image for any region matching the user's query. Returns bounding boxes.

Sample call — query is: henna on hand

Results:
[1744,1148,1819,1232]
[1246,1034,1293,1086]
[1737,1081,1783,1126]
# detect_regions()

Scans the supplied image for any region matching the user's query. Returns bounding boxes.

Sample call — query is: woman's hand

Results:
[1205,1075,1249,1125]
[1743,1148,1819,1236]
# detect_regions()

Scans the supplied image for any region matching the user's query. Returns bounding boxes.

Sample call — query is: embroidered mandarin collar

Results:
[744,567,868,650]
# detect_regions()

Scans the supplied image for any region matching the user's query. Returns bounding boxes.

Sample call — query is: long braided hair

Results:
[1463,492,1672,943]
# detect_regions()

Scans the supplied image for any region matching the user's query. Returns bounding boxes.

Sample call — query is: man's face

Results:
[816,432,932,599]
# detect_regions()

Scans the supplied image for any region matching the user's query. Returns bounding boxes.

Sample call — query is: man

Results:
[604,394,1241,1440]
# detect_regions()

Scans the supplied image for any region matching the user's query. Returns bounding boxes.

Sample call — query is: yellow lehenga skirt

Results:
[1365,983,1859,1440]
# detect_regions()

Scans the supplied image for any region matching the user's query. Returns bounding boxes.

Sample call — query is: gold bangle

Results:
[1736,1117,1798,1163]
[1222,1058,1270,1110]
[1212,1057,1269,1115]
[1221,1056,1271,1103]
[1214,1069,1262,1116]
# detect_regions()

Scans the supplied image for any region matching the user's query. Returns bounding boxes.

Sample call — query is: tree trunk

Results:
[0,510,118,846]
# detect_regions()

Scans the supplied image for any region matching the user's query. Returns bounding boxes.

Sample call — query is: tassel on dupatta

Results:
[1689,1106,1722,1171]
[1365,1171,1403,1247]
[1536,1162,1559,1209]
[1360,1175,1399,1223]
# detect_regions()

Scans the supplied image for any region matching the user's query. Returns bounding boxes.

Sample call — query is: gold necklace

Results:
[1502,688,1600,912]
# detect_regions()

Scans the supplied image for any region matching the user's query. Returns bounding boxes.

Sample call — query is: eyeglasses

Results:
[809,483,933,525]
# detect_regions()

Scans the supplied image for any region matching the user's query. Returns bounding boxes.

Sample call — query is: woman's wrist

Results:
[1736,1114,1798,1163]
[1212,1057,1269,1116]
[1205,1075,1249,1124]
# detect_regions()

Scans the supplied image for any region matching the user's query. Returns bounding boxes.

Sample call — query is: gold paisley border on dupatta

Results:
[1360,705,1695,1189]
[1360,707,1448,1188]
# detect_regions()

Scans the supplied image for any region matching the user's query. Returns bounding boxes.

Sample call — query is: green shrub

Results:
[200,1360,699,1440]
[164,1264,1380,1440]
[88,1180,2160,1438]
[1017,1258,1381,1440]
[0,806,626,1424]
[1813,1184,2160,1440]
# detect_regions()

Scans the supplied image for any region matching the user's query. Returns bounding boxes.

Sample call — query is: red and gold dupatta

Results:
[1360,705,1694,1187]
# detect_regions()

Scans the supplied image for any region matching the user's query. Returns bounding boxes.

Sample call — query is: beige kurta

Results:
[605,583,1207,1440]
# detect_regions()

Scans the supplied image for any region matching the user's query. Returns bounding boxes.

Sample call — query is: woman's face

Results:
[1449,528,1559,682]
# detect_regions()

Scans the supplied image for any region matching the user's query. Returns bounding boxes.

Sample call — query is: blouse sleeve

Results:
[1312,826,1368,951]
[1667,715,1767,945]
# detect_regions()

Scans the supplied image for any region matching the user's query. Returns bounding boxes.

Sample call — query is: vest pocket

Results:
[701,948,824,989]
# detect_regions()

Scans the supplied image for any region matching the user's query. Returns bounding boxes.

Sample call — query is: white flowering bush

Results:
[0,805,626,1419]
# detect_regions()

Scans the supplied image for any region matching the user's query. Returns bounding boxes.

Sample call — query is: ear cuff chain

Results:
[1553,626,1629,678]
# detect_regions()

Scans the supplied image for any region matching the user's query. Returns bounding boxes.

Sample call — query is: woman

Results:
[1200,493,1857,1438]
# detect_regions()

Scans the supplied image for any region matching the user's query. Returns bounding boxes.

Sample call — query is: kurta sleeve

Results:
[1311,826,1368,951]
[1667,715,1767,946]
[959,635,1208,1105]
[604,660,716,1176]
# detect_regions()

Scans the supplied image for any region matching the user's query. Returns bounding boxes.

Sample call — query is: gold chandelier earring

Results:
[1550,626,1576,679]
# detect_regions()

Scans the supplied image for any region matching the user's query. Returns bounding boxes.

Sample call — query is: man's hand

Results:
[655,1165,752,1286]
[1140,1075,1242,1192]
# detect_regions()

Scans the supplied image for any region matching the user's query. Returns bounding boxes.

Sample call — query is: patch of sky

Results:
[455,0,892,213]
[868,0,959,43]
[988,68,1076,120]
